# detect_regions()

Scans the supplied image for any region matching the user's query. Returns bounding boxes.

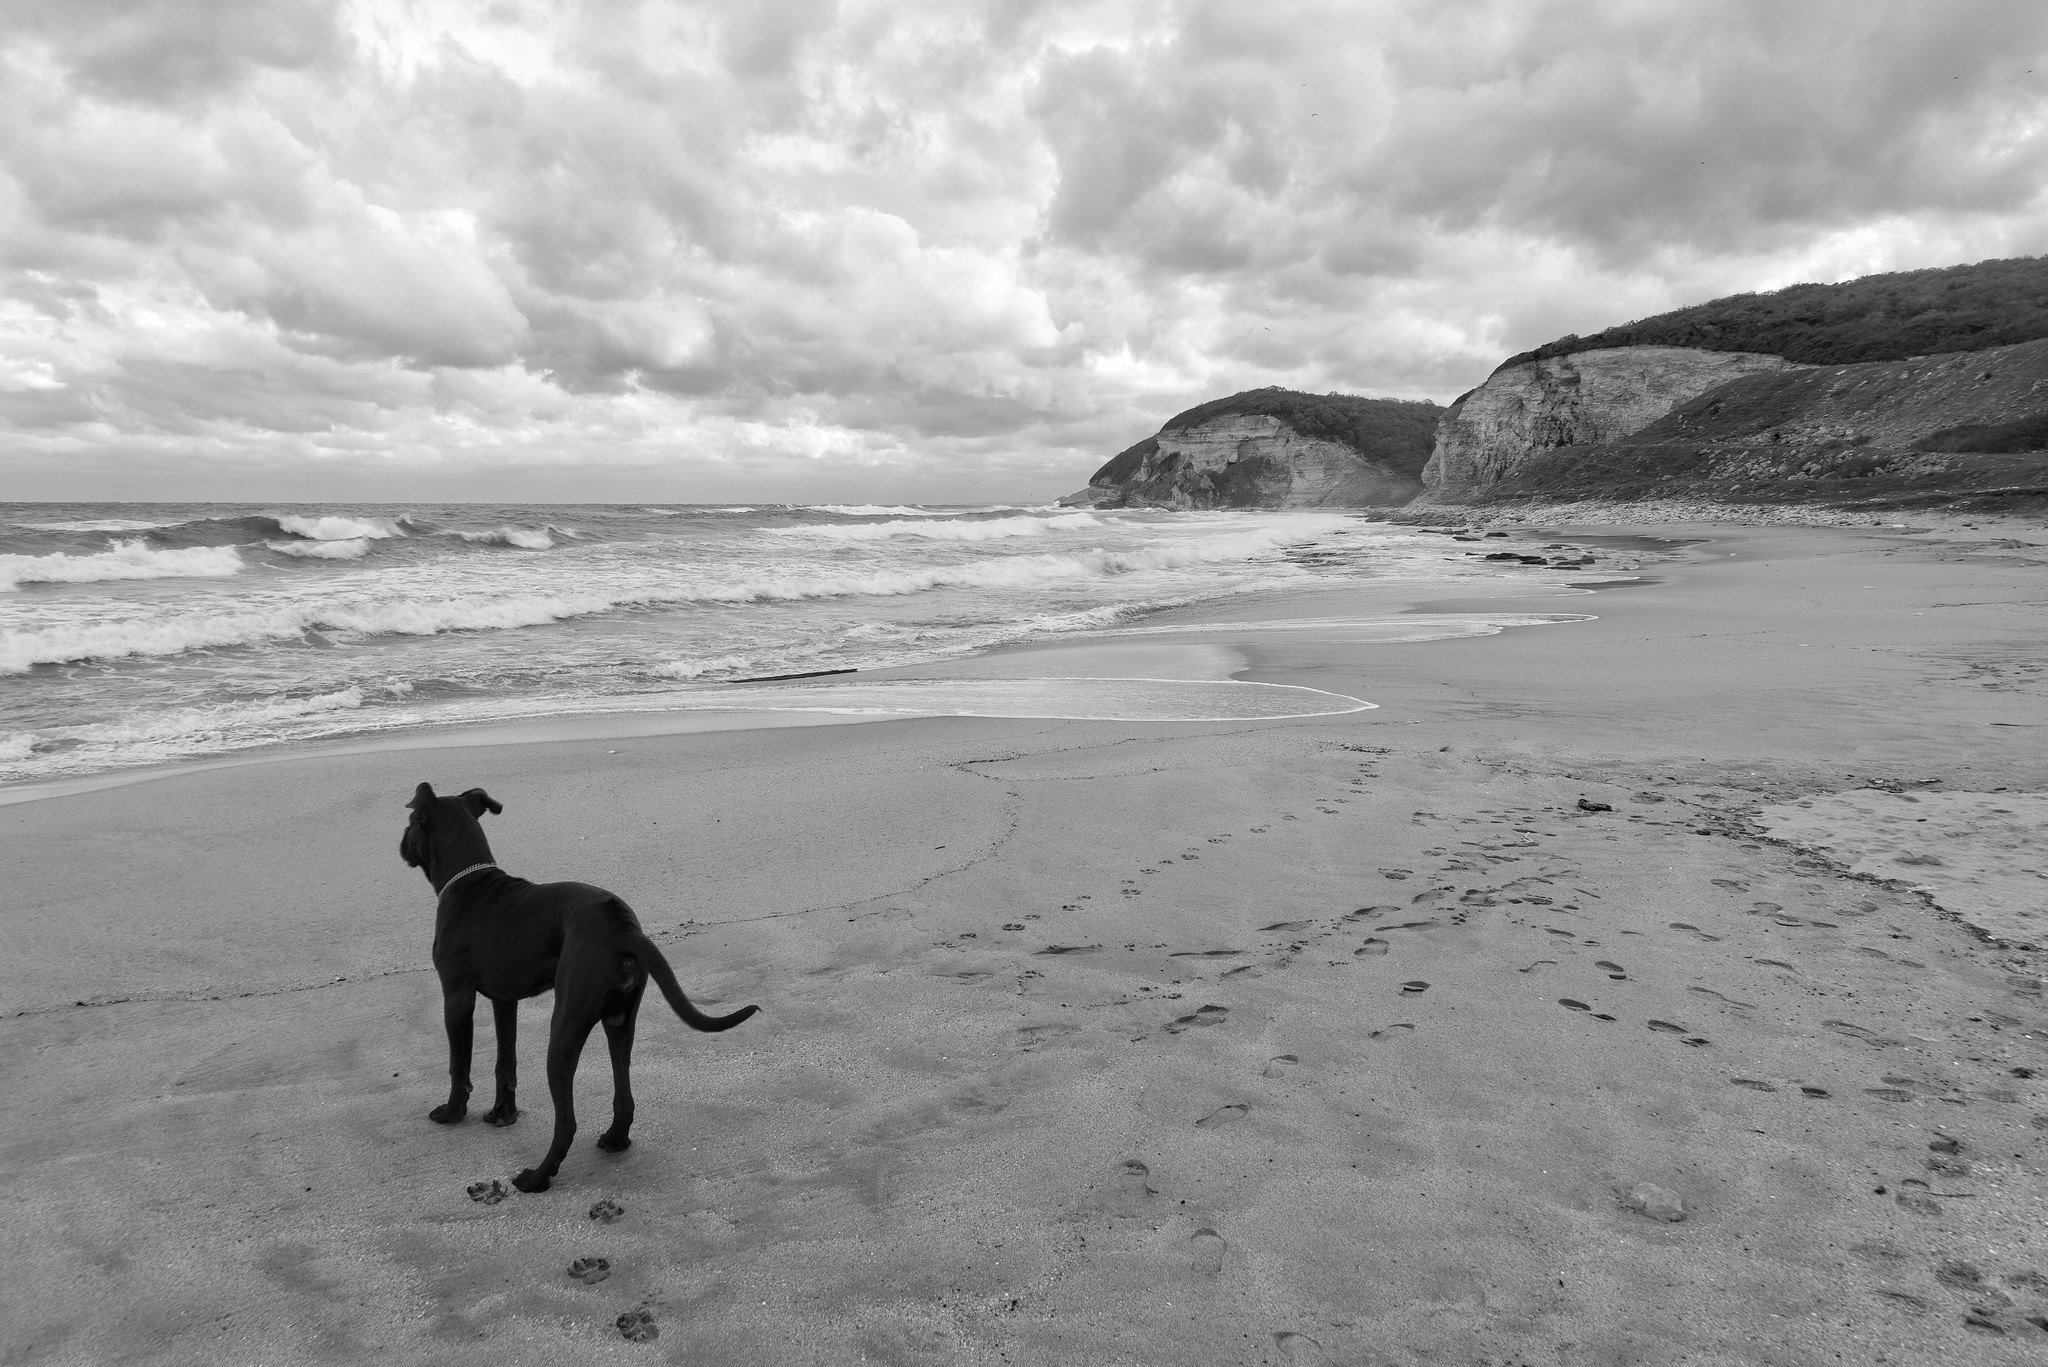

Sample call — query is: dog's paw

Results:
[465,1178,511,1205]
[429,1102,467,1125]
[596,1129,632,1152]
[616,1308,659,1343]
[511,1168,551,1193]
[566,1256,611,1284]
[588,1197,625,1223]
[481,1103,519,1127]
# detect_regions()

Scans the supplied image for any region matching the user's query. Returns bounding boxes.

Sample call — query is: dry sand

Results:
[4,518,2047,1366]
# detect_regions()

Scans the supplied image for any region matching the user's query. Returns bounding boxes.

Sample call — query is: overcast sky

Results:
[4,0,2047,503]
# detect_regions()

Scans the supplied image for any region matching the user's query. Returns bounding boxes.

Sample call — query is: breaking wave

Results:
[453,525,561,549]
[267,537,372,560]
[1,522,1324,672]
[273,514,407,541]
[0,540,244,591]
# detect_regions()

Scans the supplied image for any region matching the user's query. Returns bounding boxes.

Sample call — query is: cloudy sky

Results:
[4,0,2047,503]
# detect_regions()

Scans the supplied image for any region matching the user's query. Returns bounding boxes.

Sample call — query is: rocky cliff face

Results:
[1083,414,1423,510]
[1452,338,2048,507]
[1422,346,1803,500]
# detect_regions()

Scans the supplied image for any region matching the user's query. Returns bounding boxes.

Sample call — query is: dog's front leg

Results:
[430,985,475,1124]
[482,996,519,1126]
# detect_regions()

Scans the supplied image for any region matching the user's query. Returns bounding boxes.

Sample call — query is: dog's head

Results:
[401,782,503,869]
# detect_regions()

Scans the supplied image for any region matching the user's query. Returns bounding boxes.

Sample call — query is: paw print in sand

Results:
[567,1256,611,1284]
[616,1308,659,1342]
[589,1197,625,1223]
[466,1178,511,1205]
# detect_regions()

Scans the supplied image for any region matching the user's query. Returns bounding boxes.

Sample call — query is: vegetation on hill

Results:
[1091,388,1442,486]
[1918,411,2048,453]
[1503,256,2048,370]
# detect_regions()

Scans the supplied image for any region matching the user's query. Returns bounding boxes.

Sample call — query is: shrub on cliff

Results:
[1503,256,2048,369]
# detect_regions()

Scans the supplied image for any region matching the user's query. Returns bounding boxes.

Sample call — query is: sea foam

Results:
[274,514,405,541]
[773,513,1101,541]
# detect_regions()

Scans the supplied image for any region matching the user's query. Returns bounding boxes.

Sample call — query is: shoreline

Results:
[8,515,2048,1365]
[0,518,1661,807]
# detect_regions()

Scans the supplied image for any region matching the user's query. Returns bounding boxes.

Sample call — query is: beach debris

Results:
[589,1197,625,1223]
[1399,980,1430,995]
[1619,1181,1687,1222]
[567,1256,611,1283]
[466,1178,511,1205]
[616,1308,659,1342]
[1577,798,1613,812]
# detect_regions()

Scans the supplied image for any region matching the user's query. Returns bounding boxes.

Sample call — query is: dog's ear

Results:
[408,782,436,811]
[459,788,502,817]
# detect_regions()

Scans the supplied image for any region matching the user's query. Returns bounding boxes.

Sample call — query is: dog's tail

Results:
[630,934,759,1032]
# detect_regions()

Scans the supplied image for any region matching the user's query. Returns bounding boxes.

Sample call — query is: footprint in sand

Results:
[567,1256,611,1284]
[467,1179,512,1205]
[1272,1330,1335,1365]
[1037,944,1102,956]
[1711,878,1748,890]
[1399,981,1430,995]
[1002,923,1025,931]
[616,1308,659,1343]
[589,1198,625,1223]
[1731,1078,1779,1091]
[1195,1103,1250,1129]
[1754,958,1794,970]
[1596,960,1628,980]
[1190,1228,1227,1275]
[1688,986,1754,1008]
[1355,939,1390,957]
[1166,1005,1229,1033]
[1560,998,1591,1012]
[1262,1055,1299,1079]
[1647,1019,1688,1034]
[1170,948,1246,959]
[1751,902,1783,913]
[1115,1158,1158,1204]
[1669,922,1724,942]
[1517,959,1559,974]
[1367,1023,1415,1042]
[1260,920,1312,933]
[1800,1086,1831,1098]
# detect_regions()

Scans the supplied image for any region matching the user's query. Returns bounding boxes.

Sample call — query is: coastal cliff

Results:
[1422,347,1801,496]
[1420,255,2048,511]
[1077,388,1439,509]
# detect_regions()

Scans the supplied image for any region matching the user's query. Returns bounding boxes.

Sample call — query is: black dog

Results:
[401,782,757,1192]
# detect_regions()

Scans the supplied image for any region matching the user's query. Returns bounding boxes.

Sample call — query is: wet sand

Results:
[5,518,2047,1366]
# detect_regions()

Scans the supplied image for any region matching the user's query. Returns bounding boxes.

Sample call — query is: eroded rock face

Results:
[1422,346,1803,499]
[1099,415,1423,509]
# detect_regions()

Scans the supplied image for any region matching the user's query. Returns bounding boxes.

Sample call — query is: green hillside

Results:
[1503,256,2048,370]
[1091,388,1442,486]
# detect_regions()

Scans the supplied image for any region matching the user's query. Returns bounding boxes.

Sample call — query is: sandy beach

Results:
[6,517,2047,1367]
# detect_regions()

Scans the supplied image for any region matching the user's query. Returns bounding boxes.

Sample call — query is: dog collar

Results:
[437,862,497,900]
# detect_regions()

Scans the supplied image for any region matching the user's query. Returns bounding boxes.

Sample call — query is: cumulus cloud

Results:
[2,0,2047,499]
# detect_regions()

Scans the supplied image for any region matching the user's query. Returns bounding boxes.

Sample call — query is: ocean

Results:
[0,502,1581,787]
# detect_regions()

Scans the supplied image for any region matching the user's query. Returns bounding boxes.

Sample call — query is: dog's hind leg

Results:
[596,984,646,1153]
[482,996,520,1127]
[512,1001,597,1193]
[430,985,475,1124]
